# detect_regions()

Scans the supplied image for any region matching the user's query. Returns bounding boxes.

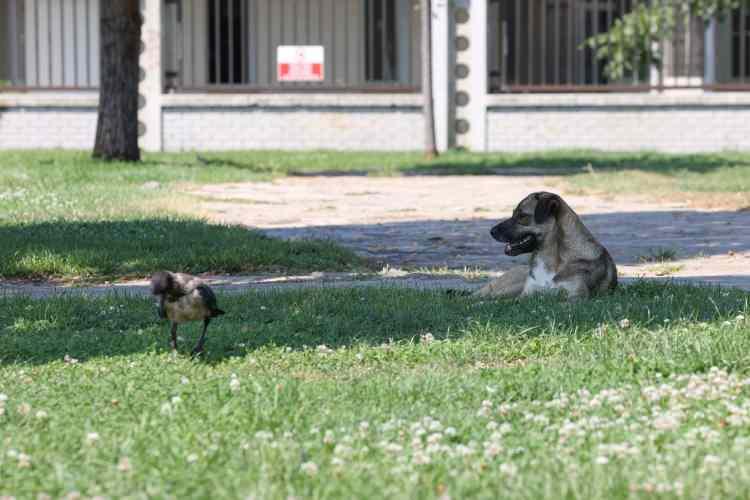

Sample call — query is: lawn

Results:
[2,282,750,499]
[2,149,748,282]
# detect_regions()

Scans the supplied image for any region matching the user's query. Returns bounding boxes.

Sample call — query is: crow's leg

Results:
[170,322,179,351]
[191,318,210,357]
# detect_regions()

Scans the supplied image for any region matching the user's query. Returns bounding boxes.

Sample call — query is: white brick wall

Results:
[0,107,98,149]
[487,93,750,153]
[163,107,424,151]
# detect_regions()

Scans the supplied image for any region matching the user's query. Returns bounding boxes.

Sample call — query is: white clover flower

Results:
[187,453,199,463]
[254,430,273,441]
[359,421,370,432]
[34,410,48,420]
[499,462,517,477]
[229,374,241,392]
[619,318,631,329]
[180,376,190,385]
[384,443,404,454]
[316,345,334,355]
[17,403,31,416]
[413,451,431,465]
[703,455,721,467]
[160,402,173,416]
[427,433,443,445]
[17,453,31,468]
[445,427,457,437]
[117,456,132,472]
[595,456,609,465]
[484,442,502,458]
[653,413,681,431]
[323,430,335,444]
[420,332,435,344]
[300,461,319,476]
[85,432,100,445]
[0,394,7,403]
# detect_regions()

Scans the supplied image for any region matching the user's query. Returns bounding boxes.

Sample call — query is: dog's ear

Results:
[534,193,561,224]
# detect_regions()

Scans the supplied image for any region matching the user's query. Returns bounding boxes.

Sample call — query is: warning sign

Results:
[277,46,325,82]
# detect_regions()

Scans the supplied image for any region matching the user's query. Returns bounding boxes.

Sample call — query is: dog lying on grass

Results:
[475,192,617,301]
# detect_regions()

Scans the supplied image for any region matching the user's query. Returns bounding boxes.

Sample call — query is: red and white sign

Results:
[277,46,325,82]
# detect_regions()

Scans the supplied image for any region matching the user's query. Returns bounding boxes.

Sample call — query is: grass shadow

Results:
[0,218,368,282]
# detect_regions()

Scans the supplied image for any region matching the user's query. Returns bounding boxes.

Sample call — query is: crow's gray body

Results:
[151,271,225,355]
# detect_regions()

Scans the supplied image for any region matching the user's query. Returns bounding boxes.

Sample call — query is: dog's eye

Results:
[518,214,530,225]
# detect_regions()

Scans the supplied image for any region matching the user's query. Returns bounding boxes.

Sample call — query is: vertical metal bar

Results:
[514,0,520,85]
[541,0,546,84]
[367,0,373,80]
[85,0,90,86]
[60,0,65,86]
[330,0,335,84]
[229,0,234,83]
[8,0,19,85]
[242,0,247,83]
[47,0,53,86]
[407,0,412,84]
[214,0,221,83]
[527,0,533,84]
[191,0,196,84]
[568,0,574,84]
[554,0,559,85]
[384,0,391,81]
[344,1,349,84]
[741,3,747,81]
[73,0,78,86]
[592,3,601,85]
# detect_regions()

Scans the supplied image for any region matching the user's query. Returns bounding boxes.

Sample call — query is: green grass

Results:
[0,151,374,282]
[3,149,749,282]
[2,282,750,499]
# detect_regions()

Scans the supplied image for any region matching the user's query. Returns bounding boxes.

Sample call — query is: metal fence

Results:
[166,0,422,92]
[0,0,100,89]
[488,0,750,92]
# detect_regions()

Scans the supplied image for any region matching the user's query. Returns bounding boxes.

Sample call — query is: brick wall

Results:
[0,107,98,149]
[487,93,750,153]
[162,106,424,151]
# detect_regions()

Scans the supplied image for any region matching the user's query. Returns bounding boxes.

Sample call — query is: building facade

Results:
[1,0,750,152]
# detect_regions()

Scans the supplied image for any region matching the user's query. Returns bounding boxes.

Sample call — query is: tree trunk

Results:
[93,0,142,162]
[421,0,439,159]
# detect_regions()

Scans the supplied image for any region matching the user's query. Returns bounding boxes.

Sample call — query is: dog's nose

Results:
[490,225,501,238]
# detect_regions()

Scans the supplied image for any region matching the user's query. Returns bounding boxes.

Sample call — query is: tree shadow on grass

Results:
[0,280,747,366]
[0,218,367,282]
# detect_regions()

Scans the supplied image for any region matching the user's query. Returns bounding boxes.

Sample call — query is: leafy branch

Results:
[585,0,745,81]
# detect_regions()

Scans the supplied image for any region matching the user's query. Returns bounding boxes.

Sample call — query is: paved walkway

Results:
[2,175,749,298]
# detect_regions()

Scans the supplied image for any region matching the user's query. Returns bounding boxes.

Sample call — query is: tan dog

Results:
[475,192,617,301]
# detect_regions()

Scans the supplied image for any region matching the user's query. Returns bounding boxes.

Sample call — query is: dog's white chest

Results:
[523,261,557,295]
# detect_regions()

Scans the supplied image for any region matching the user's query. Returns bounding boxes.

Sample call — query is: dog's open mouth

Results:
[504,235,537,256]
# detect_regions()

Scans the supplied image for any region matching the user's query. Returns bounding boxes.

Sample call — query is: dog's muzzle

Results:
[490,221,537,256]
[503,235,537,256]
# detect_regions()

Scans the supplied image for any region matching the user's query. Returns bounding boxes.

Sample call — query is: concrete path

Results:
[195,176,750,289]
[2,175,749,299]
